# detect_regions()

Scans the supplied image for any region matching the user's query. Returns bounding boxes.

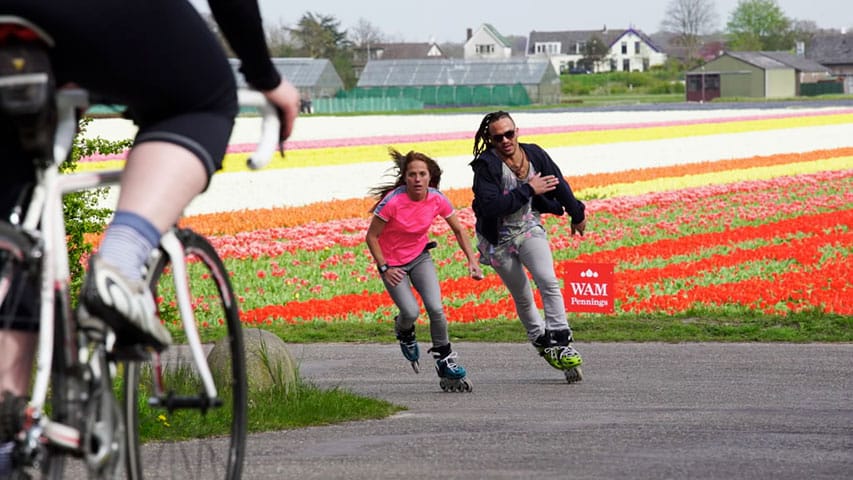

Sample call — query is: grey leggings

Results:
[383,252,449,348]
[492,234,573,342]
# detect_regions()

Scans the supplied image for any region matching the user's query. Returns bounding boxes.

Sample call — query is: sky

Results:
[191,0,852,43]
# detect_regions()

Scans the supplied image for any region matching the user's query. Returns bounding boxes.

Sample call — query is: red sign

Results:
[563,263,615,313]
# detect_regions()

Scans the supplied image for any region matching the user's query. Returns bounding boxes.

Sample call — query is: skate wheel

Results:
[460,378,473,393]
[411,360,420,374]
[439,378,448,391]
[564,367,583,384]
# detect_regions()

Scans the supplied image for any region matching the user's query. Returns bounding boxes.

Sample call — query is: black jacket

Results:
[469,143,585,245]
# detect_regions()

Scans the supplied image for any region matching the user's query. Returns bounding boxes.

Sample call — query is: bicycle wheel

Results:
[123,228,247,480]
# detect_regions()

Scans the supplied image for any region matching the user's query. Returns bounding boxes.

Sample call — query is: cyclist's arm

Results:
[208,0,280,91]
[207,0,299,140]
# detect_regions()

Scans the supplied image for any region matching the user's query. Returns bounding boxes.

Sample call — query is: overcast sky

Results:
[191,0,851,43]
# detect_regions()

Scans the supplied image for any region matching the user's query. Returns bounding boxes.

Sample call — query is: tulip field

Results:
[85,107,853,339]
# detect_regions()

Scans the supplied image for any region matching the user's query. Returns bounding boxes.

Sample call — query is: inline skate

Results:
[396,326,420,373]
[533,329,584,384]
[430,344,472,393]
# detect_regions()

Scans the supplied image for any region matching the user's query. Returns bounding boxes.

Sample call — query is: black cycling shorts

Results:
[1,0,239,328]
[1,0,238,185]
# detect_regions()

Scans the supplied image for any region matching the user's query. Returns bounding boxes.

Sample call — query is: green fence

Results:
[311,96,424,114]
[338,84,532,107]
[801,81,844,96]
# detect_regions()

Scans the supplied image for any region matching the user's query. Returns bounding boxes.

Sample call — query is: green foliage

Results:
[131,370,402,441]
[726,0,794,50]
[560,71,685,97]
[580,34,609,70]
[257,315,853,345]
[291,12,357,89]
[292,12,351,60]
[62,117,130,301]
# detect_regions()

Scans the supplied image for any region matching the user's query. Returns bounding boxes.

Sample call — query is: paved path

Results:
[238,342,852,479]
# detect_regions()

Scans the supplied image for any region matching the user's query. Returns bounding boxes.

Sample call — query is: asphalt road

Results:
[237,342,852,480]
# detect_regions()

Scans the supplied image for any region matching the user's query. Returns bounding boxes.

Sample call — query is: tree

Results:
[789,19,819,47]
[266,20,296,57]
[660,0,719,60]
[349,18,384,49]
[580,35,609,72]
[726,0,793,51]
[291,12,350,59]
[348,18,385,64]
[290,12,357,89]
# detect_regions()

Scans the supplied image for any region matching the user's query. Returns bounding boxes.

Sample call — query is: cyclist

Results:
[0,0,299,437]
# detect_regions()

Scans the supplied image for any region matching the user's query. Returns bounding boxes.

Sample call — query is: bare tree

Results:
[348,18,385,64]
[349,18,384,48]
[660,0,719,60]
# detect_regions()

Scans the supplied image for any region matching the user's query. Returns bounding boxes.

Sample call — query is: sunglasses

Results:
[490,129,517,143]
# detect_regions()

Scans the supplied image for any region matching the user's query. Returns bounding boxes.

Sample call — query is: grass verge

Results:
[259,312,853,344]
[134,375,403,443]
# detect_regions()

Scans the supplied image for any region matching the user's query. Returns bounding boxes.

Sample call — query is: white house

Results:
[527,27,666,74]
[464,24,513,60]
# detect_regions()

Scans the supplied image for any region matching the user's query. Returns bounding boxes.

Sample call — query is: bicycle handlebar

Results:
[236,89,281,170]
[53,88,281,170]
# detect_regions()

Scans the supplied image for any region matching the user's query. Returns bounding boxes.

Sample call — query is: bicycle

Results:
[0,15,280,479]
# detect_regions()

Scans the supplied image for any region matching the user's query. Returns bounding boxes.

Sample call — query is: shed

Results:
[685,51,830,101]
[353,58,560,105]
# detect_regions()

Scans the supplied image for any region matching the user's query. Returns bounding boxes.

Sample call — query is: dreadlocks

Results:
[472,110,514,159]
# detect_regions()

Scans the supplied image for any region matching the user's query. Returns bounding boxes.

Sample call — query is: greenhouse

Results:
[346,58,560,106]
[229,57,344,100]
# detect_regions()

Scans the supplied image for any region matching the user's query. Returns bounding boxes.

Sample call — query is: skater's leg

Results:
[517,233,572,335]
[383,271,422,369]
[382,274,420,336]
[492,250,545,342]
[407,254,449,348]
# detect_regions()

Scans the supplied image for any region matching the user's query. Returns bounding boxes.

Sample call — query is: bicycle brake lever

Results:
[276,105,286,157]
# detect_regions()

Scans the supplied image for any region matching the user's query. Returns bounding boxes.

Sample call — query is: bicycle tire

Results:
[123,228,247,480]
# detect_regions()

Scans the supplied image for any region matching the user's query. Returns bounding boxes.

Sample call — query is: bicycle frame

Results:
[15,87,279,454]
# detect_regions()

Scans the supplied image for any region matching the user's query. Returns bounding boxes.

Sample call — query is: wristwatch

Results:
[378,264,390,274]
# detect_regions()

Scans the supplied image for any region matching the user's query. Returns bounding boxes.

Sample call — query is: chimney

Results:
[796,41,805,56]
[467,28,473,41]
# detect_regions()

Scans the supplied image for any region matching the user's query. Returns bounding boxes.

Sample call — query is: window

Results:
[476,44,495,54]
[534,42,560,55]
[623,59,630,71]
[574,42,585,54]
[621,41,627,54]
[635,41,641,54]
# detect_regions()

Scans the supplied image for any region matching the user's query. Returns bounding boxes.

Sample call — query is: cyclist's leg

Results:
[0,124,39,397]
[8,1,239,348]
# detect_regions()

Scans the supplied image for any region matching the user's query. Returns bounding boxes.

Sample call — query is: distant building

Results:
[229,58,343,99]
[527,27,666,74]
[685,51,832,101]
[351,42,446,79]
[464,24,513,60]
[805,32,853,92]
[355,57,560,105]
